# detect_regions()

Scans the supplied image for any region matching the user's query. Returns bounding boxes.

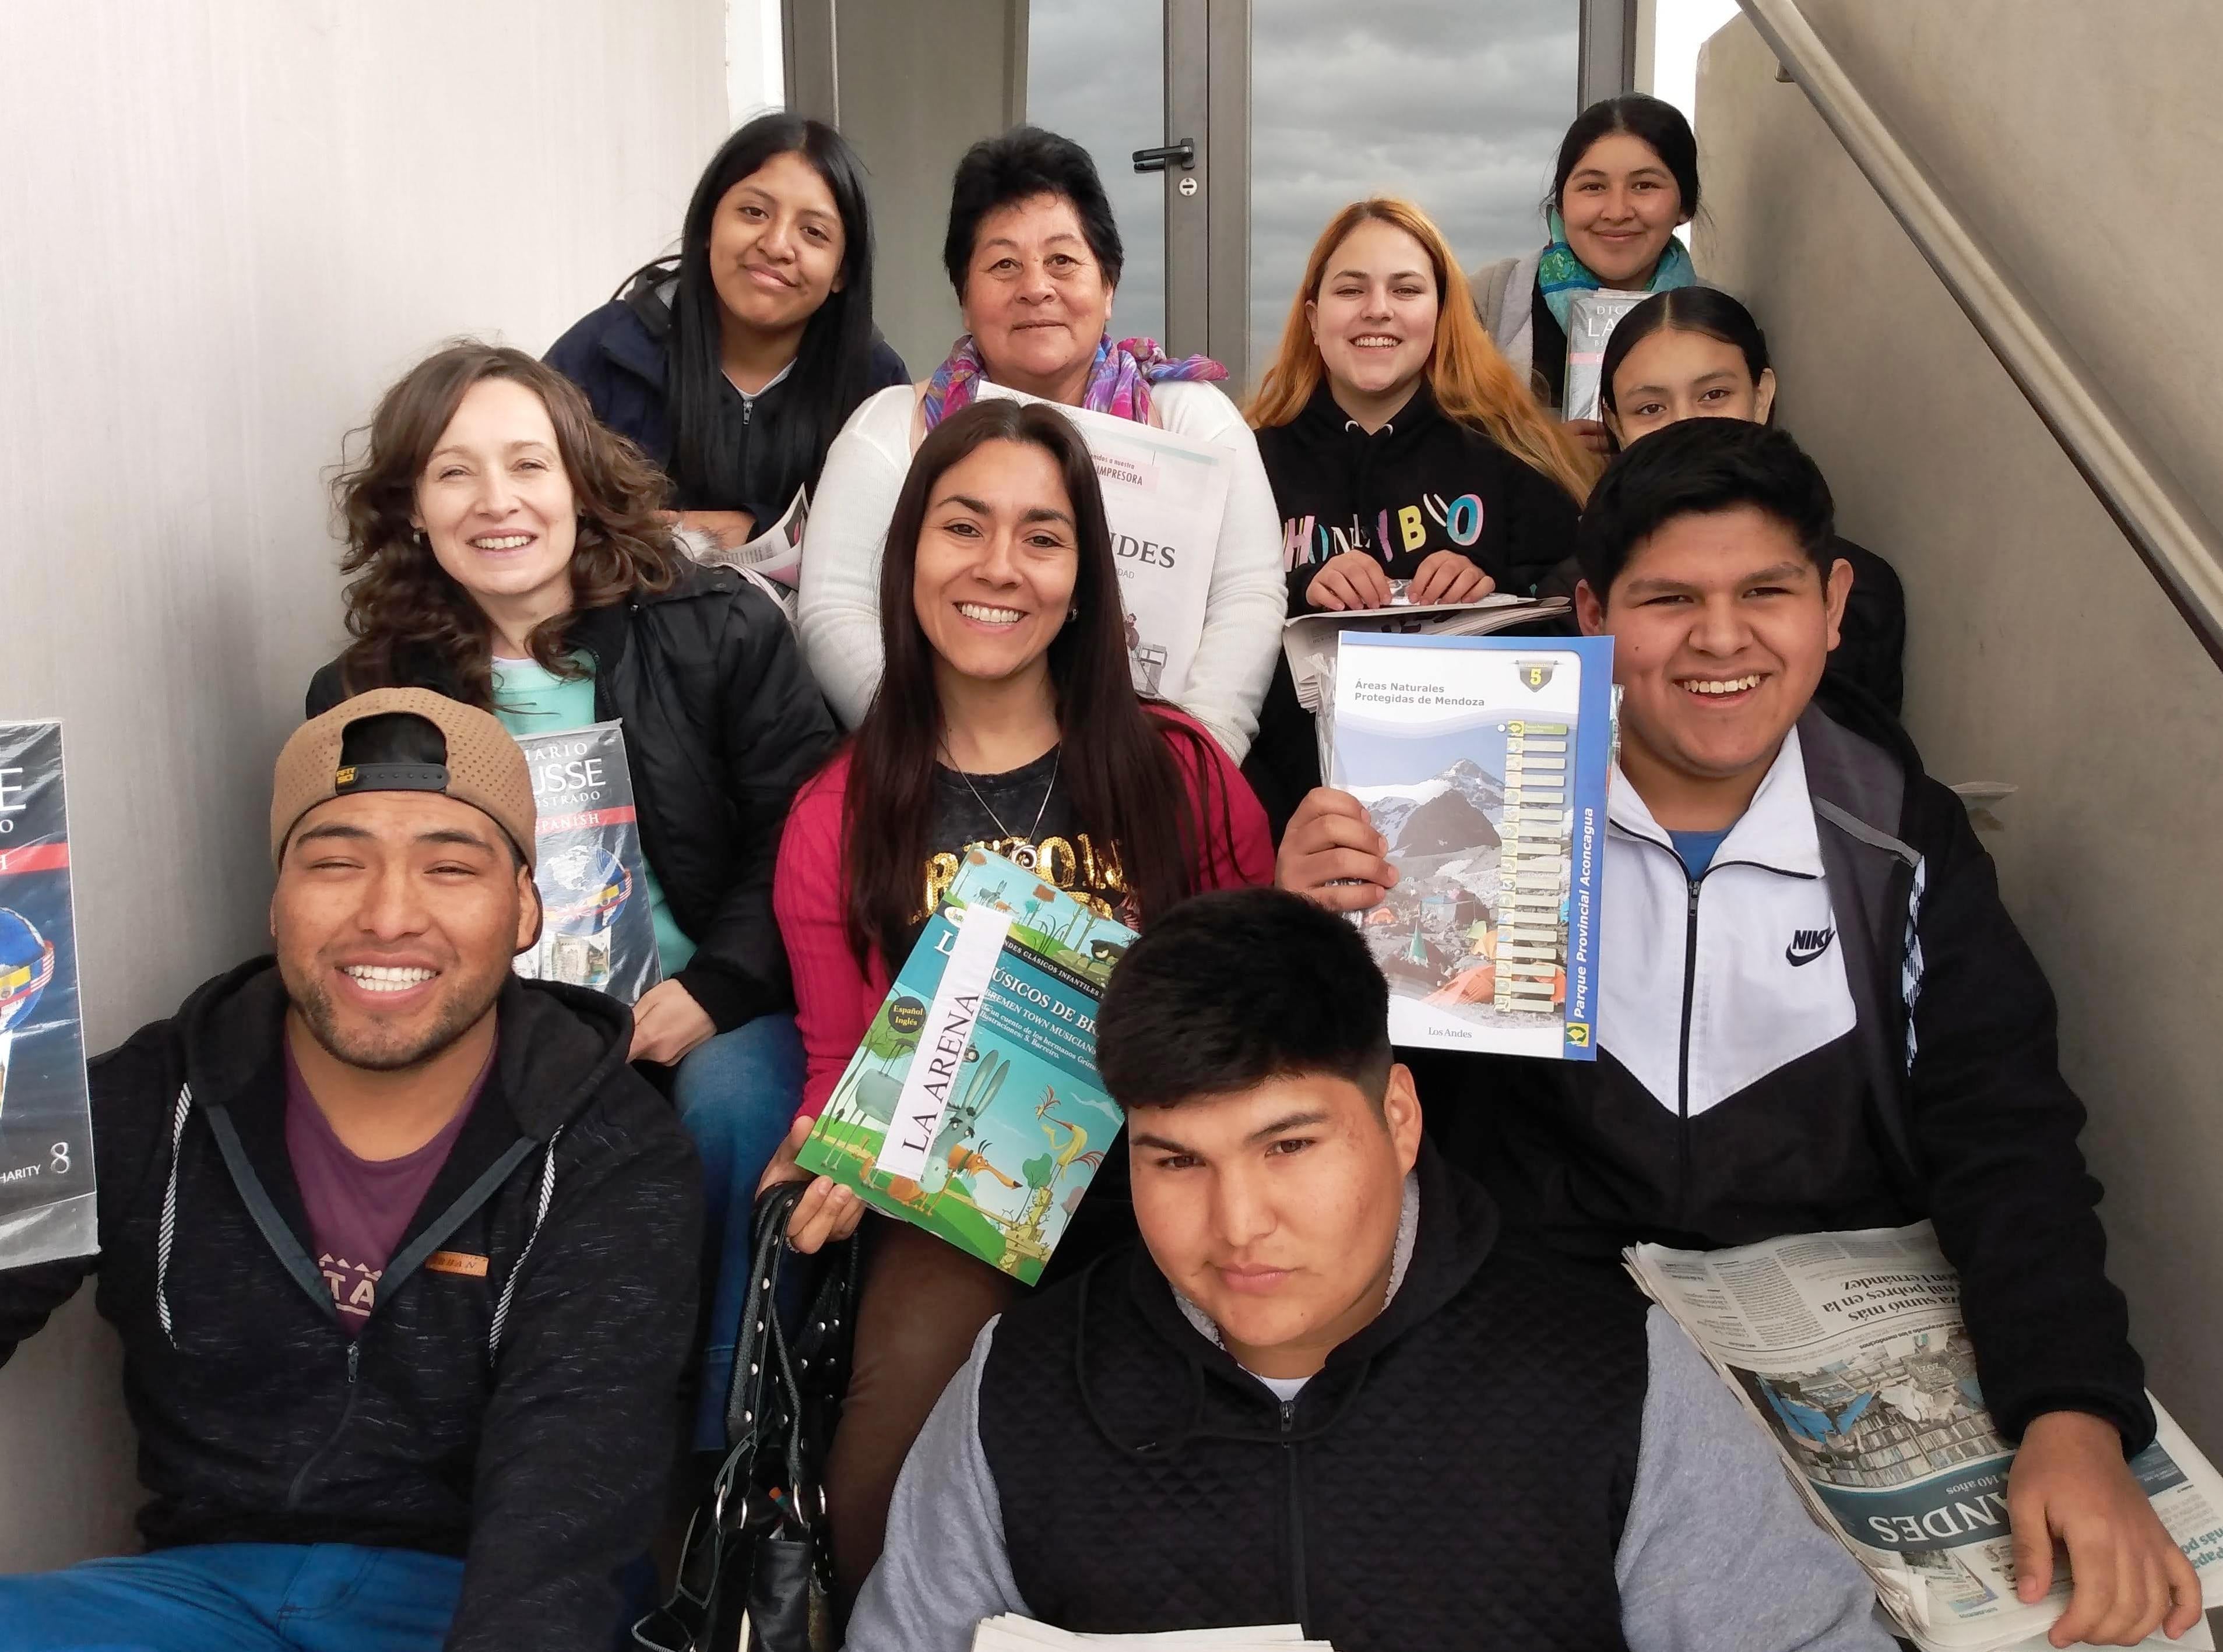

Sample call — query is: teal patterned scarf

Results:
[1536,209,1697,330]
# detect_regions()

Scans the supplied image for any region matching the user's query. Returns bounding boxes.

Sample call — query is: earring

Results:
[1067,604,1081,623]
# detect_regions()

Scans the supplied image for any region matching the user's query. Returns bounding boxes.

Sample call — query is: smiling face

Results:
[1577,505,1851,826]
[273,790,538,1073]
[1560,131,1689,288]
[912,437,1081,695]
[961,192,1113,403]
[411,376,579,624]
[1608,326,1777,445]
[1306,219,1440,414]
[707,149,848,339]
[1128,1066,1422,1380]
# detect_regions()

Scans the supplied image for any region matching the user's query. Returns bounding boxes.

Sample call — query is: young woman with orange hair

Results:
[1241,198,1593,834]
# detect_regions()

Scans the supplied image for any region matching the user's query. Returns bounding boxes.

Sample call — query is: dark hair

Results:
[1574,418,1834,597]
[333,342,681,708]
[942,125,1124,300]
[333,712,522,868]
[1550,93,1700,221]
[662,113,881,509]
[838,398,1229,968]
[1096,889,1394,1111]
[1599,287,1770,415]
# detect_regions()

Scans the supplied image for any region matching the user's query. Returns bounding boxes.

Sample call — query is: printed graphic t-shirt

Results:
[923,745,1132,924]
[490,653,695,974]
[284,1042,488,1336]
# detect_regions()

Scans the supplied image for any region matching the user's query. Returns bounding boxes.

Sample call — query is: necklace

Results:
[942,742,1063,873]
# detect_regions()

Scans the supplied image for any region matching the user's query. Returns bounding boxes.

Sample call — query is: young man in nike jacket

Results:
[1277,420,2203,1648]
[0,689,701,1652]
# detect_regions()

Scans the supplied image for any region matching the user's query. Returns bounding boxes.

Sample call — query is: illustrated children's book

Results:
[0,721,96,1269]
[797,850,1135,1284]
[511,721,663,1005]
[1328,632,1614,1061]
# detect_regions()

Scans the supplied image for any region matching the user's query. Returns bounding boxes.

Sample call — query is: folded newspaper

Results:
[1627,1222,2223,1652]
[1281,592,1571,713]
[678,486,808,621]
[972,1618,1328,1650]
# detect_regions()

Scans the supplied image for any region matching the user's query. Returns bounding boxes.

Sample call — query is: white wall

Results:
[0,0,731,1570]
[1696,8,2223,1451]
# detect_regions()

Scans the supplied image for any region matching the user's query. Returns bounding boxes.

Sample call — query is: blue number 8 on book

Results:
[795,850,1136,1284]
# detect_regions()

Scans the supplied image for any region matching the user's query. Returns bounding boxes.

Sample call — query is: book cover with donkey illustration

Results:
[796,850,1135,1284]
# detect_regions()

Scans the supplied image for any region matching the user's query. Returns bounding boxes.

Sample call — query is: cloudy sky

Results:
[1028,0,1580,384]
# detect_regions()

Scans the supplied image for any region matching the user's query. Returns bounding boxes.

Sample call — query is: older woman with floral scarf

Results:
[797,125,1285,762]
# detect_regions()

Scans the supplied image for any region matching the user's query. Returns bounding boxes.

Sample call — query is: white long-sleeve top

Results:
[795,381,1286,761]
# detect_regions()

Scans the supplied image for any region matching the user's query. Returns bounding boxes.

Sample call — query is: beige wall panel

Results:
[1697,15,2223,1450]
[0,0,728,1570]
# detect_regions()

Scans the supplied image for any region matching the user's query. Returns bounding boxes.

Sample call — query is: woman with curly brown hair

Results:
[309,340,836,1447]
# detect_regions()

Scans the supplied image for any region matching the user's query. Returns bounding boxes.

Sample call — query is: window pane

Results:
[1248,0,1579,382]
[1026,0,1168,348]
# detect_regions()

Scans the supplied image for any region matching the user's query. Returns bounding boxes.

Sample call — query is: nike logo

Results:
[1786,927,1835,967]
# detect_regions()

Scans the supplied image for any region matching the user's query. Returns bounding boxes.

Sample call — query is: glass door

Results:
[1244,0,1583,389]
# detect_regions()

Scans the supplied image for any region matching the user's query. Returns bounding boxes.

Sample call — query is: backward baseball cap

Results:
[270,688,539,872]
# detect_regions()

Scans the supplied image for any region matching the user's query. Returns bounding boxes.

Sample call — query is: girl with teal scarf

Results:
[1477,94,1700,448]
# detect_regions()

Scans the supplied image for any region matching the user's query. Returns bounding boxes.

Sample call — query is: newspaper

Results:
[1562,288,1648,422]
[0,723,96,1269]
[680,487,808,621]
[972,1618,1325,1649]
[1281,589,1571,713]
[976,383,1230,705]
[511,721,663,1005]
[1627,1221,2223,1651]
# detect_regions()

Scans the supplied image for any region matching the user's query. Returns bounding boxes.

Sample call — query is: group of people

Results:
[0,89,2198,1652]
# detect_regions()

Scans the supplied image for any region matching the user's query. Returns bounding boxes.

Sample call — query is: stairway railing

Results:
[1735,0,2223,668]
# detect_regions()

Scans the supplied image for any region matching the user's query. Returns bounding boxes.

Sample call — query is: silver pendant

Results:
[1011,844,1039,872]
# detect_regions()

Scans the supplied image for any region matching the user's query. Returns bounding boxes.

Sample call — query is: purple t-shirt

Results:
[284,1041,491,1336]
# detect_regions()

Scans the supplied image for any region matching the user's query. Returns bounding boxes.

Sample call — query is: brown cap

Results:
[271,688,538,871]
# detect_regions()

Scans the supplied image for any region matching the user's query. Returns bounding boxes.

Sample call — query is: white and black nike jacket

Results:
[1427,702,2152,1452]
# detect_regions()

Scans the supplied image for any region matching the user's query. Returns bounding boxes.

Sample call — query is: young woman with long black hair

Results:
[546,112,907,552]
[1472,93,1701,452]
[765,397,1271,1607]
[1599,286,1907,714]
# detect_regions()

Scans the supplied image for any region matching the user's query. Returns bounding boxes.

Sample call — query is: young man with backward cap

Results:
[842,887,1895,1652]
[1276,420,2201,1649]
[0,688,701,1652]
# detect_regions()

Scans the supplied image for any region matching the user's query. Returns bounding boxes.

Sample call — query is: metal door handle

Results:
[1131,139,1196,173]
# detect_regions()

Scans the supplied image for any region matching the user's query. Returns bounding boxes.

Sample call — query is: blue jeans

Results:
[670,1012,806,1450]
[0,1542,464,1650]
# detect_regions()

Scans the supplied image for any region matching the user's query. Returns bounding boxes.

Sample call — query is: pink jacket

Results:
[773,715,1275,1118]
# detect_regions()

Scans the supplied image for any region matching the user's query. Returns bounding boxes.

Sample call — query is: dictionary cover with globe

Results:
[797,850,1134,1285]
[511,721,663,1005]
[0,721,97,1269]
[1328,632,1613,1061]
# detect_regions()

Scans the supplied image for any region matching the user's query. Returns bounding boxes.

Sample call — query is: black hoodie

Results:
[0,963,701,1652]
[1245,380,1583,834]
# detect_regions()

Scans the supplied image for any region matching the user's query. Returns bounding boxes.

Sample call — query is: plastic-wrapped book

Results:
[511,720,663,1005]
[0,721,96,1269]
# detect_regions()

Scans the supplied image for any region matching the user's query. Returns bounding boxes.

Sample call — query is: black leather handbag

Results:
[635,1181,863,1652]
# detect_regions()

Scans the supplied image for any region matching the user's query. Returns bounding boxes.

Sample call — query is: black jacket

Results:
[544,260,909,521]
[309,566,838,1032]
[1424,696,2151,1451]
[1245,381,1582,834]
[1258,379,1580,611]
[0,963,700,1652]
[980,1143,1645,1650]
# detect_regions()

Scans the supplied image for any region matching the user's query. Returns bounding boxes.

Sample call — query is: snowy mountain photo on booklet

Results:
[1329,632,1613,1059]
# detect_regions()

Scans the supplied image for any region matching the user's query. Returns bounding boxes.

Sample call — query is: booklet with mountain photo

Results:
[796,850,1135,1284]
[1328,632,1613,1060]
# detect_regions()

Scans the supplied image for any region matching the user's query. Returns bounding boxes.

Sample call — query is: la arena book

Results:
[1328,632,1613,1060]
[797,850,1134,1284]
